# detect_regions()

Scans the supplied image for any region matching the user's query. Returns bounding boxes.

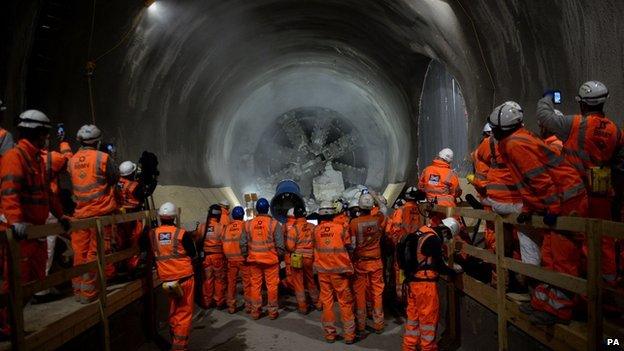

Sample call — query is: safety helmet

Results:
[77,124,102,144]
[17,110,51,129]
[208,204,222,219]
[158,202,177,219]
[482,123,492,134]
[441,217,460,237]
[488,101,523,131]
[576,81,608,106]
[348,198,359,209]
[333,199,344,213]
[219,200,230,209]
[294,206,307,218]
[358,193,375,210]
[232,206,245,220]
[438,148,454,163]
[318,201,335,216]
[119,161,137,177]
[256,198,270,214]
[404,186,419,200]
[286,208,295,218]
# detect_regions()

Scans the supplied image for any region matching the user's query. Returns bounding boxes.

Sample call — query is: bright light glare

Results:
[147,1,159,11]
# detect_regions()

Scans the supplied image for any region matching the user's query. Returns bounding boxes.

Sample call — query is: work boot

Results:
[373,324,385,334]
[269,311,279,320]
[251,313,261,320]
[356,329,369,340]
[228,306,236,314]
[216,303,227,310]
[324,335,336,343]
[344,337,355,345]
[297,307,309,315]
[528,311,558,326]
[518,302,535,315]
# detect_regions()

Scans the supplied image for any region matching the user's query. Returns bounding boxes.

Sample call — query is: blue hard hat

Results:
[256,198,270,214]
[232,206,245,220]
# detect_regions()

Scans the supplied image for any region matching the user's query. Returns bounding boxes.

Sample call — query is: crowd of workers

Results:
[0,79,622,351]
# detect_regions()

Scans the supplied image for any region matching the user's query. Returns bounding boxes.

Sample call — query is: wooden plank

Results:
[600,220,624,240]
[6,229,25,351]
[502,257,587,295]
[95,219,111,351]
[25,218,97,240]
[495,218,508,351]
[586,220,602,351]
[99,210,152,226]
[22,261,98,297]
[447,238,459,344]
[458,241,497,264]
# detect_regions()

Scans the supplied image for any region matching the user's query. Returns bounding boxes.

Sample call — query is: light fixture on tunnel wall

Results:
[145,0,156,8]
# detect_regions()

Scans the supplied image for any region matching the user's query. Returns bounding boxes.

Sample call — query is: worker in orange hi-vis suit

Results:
[385,186,424,303]
[285,206,319,314]
[240,198,285,320]
[223,206,251,314]
[281,208,297,291]
[350,193,387,335]
[151,202,196,351]
[314,201,356,344]
[196,204,227,309]
[0,110,70,337]
[400,218,463,351]
[68,124,119,303]
[418,148,461,225]
[116,160,146,272]
[219,200,231,226]
[332,199,350,228]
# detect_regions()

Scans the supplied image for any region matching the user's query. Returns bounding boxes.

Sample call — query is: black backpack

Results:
[396,231,421,281]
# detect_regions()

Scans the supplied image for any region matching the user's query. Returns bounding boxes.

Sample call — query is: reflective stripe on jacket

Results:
[118,177,141,210]
[286,218,315,258]
[223,219,245,261]
[244,214,283,265]
[385,201,422,244]
[69,148,118,218]
[418,159,459,207]
[350,213,386,260]
[313,221,353,274]
[198,218,224,254]
[414,226,439,281]
[152,225,193,281]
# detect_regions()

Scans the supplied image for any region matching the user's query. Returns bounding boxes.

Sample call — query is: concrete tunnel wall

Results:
[2,0,624,202]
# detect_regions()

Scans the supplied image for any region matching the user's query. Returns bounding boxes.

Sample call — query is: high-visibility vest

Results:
[484,137,523,203]
[471,137,490,191]
[414,226,440,281]
[350,213,385,260]
[199,218,224,254]
[223,219,245,261]
[285,218,315,258]
[0,139,50,225]
[386,201,421,243]
[220,208,231,226]
[419,159,459,207]
[564,114,620,178]
[68,148,117,218]
[498,128,586,214]
[333,212,349,228]
[152,225,193,281]
[245,215,280,265]
[118,177,141,210]
[544,135,563,155]
[313,221,353,274]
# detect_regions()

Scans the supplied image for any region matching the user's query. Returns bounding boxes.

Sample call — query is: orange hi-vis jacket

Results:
[333,212,350,227]
[285,217,315,258]
[475,136,523,203]
[498,128,586,214]
[313,220,354,274]
[220,208,231,226]
[69,147,118,218]
[544,135,563,155]
[418,159,460,207]
[0,139,53,225]
[152,225,194,281]
[198,218,224,254]
[414,226,440,281]
[350,213,386,260]
[471,137,490,194]
[118,177,141,210]
[385,201,421,244]
[244,214,283,265]
[223,219,245,261]
[564,114,620,179]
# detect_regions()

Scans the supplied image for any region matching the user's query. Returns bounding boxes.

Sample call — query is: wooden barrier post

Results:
[495,217,508,351]
[586,219,603,351]
[95,218,111,351]
[447,236,460,347]
[6,229,25,351]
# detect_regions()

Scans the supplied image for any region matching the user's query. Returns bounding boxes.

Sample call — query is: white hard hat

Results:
[358,193,375,210]
[119,161,137,177]
[77,124,102,144]
[576,81,608,106]
[488,101,523,130]
[438,148,454,163]
[286,208,295,217]
[482,123,492,134]
[158,202,177,218]
[18,110,51,129]
[348,198,360,208]
[218,200,230,209]
[318,201,335,216]
[441,217,460,237]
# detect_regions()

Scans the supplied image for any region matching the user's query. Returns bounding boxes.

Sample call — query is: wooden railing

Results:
[0,210,159,351]
[424,204,624,351]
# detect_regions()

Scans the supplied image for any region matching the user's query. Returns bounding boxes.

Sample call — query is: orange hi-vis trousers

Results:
[71,225,115,303]
[403,281,439,351]
[202,253,227,307]
[318,273,356,342]
[353,259,384,331]
[226,260,251,311]
[169,277,195,351]
[249,263,280,318]
[289,256,320,312]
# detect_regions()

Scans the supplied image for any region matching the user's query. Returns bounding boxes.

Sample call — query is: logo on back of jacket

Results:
[321,225,333,245]
[428,174,440,185]
[159,232,172,245]
[75,155,90,179]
